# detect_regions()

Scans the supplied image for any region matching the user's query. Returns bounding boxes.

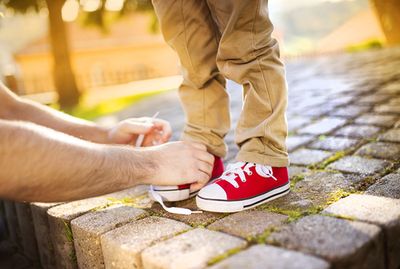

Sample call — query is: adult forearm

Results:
[10,99,109,143]
[0,120,152,202]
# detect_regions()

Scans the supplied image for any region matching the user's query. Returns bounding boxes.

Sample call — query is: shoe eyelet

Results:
[248,172,253,175]
[242,179,246,183]
[234,186,239,189]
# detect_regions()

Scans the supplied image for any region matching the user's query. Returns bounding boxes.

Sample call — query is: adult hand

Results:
[144,141,214,189]
[107,117,172,146]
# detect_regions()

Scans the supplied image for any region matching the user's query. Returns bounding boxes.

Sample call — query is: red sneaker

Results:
[151,156,224,202]
[196,162,290,212]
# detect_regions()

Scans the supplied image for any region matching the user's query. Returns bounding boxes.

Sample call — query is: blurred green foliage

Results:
[346,39,383,52]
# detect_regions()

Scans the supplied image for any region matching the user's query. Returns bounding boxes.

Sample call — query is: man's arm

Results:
[0,120,213,202]
[0,82,111,143]
[0,82,171,145]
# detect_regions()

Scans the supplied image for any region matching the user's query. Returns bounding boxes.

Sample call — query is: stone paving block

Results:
[288,166,311,179]
[47,186,148,269]
[0,201,5,236]
[287,135,314,152]
[366,173,400,199]
[290,149,333,166]
[378,129,400,143]
[357,94,390,105]
[355,114,397,127]
[358,141,400,160]
[3,201,21,248]
[298,117,347,135]
[330,105,370,118]
[269,215,384,269]
[288,116,313,132]
[334,124,380,138]
[71,205,148,269]
[302,104,337,117]
[150,198,225,227]
[395,119,400,128]
[323,194,400,269]
[48,197,109,269]
[260,191,316,212]
[30,202,61,269]
[388,96,400,105]
[101,216,190,269]
[207,210,288,239]
[293,172,362,207]
[309,136,359,151]
[141,228,247,269]
[329,95,354,106]
[207,245,330,269]
[15,202,39,263]
[327,156,390,175]
[380,82,400,94]
[374,104,400,114]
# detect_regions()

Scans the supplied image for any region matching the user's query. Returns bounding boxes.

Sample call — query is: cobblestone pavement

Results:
[1,48,400,269]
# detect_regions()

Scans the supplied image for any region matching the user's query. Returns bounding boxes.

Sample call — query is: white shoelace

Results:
[149,186,202,215]
[220,162,277,188]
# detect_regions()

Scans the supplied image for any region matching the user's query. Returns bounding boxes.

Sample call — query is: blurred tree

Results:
[0,0,153,110]
[370,0,400,45]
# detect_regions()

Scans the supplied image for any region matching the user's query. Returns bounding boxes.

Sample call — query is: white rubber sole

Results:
[196,182,291,213]
[152,178,218,202]
[151,187,190,202]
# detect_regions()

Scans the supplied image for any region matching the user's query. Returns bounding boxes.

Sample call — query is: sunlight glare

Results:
[105,0,125,12]
[62,0,79,22]
[81,0,101,12]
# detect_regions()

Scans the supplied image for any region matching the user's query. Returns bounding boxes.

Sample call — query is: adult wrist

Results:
[102,145,154,187]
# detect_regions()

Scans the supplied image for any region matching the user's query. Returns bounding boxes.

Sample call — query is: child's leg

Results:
[152,0,230,158]
[207,0,289,167]
[195,0,289,212]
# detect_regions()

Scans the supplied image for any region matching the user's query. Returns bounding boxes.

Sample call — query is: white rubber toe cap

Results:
[198,183,227,200]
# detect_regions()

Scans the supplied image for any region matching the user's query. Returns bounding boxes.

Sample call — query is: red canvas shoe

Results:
[196,162,290,212]
[151,156,224,202]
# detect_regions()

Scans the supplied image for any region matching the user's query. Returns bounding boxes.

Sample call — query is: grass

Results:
[346,39,383,53]
[55,89,168,120]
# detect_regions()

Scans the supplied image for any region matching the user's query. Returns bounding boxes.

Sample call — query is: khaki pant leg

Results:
[206,0,289,166]
[152,0,231,157]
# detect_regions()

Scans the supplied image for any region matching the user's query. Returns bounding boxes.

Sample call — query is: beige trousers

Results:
[152,0,289,167]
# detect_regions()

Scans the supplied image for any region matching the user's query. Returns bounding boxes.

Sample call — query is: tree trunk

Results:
[370,0,400,46]
[46,0,80,109]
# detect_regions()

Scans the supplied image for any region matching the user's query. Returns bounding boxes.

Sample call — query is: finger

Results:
[190,171,210,192]
[194,150,214,166]
[152,119,172,141]
[120,121,154,135]
[197,161,212,178]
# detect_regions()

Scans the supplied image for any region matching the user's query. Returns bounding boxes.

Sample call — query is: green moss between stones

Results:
[63,221,73,243]
[249,227,278,244]
[290,174,305,189]
[326,189,352,205]
[309,151,346,170]
[207,247,245,266]
[262,206,323,223]
[321,212,356,221]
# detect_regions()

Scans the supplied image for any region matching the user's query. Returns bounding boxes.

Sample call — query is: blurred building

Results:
[317,8,385,53]
[14,13,180,94]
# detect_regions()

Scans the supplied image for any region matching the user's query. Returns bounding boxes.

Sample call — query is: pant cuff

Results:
[236,151,289,167]
[181,133,227,158]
